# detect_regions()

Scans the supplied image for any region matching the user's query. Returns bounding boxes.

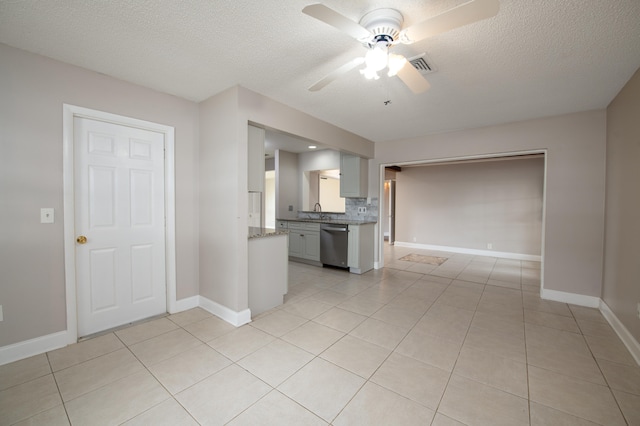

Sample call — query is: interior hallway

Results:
[1,245,638,425]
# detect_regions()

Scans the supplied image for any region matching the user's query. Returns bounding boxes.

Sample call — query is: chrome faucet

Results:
[313,203,323,219]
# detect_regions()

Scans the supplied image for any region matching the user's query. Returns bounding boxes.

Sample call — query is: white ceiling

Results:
[1,0,639,142]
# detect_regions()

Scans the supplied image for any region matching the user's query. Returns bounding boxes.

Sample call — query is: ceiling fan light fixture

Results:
[387,53,407,77]
[360,67,380,80]
[364,42,388,72]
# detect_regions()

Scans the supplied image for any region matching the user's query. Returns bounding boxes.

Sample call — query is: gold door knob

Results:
[76,236,87,244]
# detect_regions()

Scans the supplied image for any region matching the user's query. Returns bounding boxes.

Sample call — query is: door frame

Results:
[62,104,177,344]
[377,149,547,289]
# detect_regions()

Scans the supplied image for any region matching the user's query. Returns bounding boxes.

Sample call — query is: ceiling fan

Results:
[302,0,499,94]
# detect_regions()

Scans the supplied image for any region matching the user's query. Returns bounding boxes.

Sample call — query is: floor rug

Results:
[399,254,448,265]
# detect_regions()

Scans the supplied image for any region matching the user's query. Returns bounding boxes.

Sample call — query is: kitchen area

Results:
[247,125,377,316]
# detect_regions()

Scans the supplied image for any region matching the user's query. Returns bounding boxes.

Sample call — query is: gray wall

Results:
[374,110,607,298]
[0,44,200,347]
[276,150,300,220]
[394,157,544,255]
[603,67,640,342]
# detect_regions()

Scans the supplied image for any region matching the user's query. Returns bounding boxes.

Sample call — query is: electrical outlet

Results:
[487,243,493,249]
[412,237,417,242]
[40,208,54,224]
[357,206,367,214]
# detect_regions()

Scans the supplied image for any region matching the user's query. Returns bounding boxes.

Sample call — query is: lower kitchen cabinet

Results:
[348,223,375,274]
[286,221,321,263]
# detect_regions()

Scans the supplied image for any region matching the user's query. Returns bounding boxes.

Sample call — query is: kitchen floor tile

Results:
[529,401,600,426]
[182,315,236,342]
[281,321,344,355]
[282,298,334,320]
[64,371,170,426]
[431,413,467,426]
[336,294,385,316]
[597,358,640,395]
[121,398,198,426]
[0,375,62,425]
[524,309,580,333]
[176,364,271,425]
[5,249,638,426]
[54,348,144,401]
[147,344,231,394]
[438,374,529,426]
[278,358,365,423]
[370,352,449,410]
[47,333,123,372]
[226,390,327,426]
[11,404,70,426]
[207,325,274,361]
[528,365,626,425]
[249,309,308,337]
[462,324,526,363]
[584,333,637,366]
[0,354,50,392]
[395,330,462,371]
[237,339,313,387]
[320,335,390,379]
[526,340,606,385]
[333,381,434,426]
[453,346,528,398]
[612,389,640,425]
[349,317,408,350]
[312,307,367,333]
[128,329,201,367]
[167,307,212,327]
[114,317,178,346]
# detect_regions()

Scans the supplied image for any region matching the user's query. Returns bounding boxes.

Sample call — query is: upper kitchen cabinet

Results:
[340,153,368,198]
[248,125,265,192]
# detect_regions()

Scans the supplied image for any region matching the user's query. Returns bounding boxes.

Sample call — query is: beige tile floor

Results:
[1,244,639,425]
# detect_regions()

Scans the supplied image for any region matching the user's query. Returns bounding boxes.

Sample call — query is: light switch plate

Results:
[40,208,54,223]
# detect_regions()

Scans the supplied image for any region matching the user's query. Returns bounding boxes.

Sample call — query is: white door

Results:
[74,117,166,337]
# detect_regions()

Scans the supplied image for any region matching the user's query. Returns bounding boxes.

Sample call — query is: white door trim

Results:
[63,104,177,344]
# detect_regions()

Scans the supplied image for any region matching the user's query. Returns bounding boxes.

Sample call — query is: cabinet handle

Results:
[300,234,304,237]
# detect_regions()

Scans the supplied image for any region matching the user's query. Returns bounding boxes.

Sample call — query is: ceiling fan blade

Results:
[309,57,365,91]
[303,4,372,42]
[399,0,499,44]
[396,60,431,94]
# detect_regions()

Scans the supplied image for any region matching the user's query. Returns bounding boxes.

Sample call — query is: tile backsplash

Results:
[298,198,378,222]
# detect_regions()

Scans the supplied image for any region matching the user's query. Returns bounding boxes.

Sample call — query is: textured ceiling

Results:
[1,0,639,142]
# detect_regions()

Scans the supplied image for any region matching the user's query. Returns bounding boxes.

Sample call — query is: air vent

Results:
[410,57,434,75]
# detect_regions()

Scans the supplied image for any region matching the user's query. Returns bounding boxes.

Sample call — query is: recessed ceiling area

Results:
[264,129,331,159]
[1,1,639,142]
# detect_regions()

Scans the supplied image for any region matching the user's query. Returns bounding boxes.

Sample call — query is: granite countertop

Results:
[248,227,288,239]
[277,218,377,225]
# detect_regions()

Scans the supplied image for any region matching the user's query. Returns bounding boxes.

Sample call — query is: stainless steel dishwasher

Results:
[320,223,349,268]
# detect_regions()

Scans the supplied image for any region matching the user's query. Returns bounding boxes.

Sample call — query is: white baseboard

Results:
[0,331,69,366]
[393,241,542,262]
[172,295,199,314]
[600,300,640,366]
[541,288,601,308]
[199,296,252,327]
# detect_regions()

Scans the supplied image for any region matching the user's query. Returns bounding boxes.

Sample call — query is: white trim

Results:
[62,104,177,344]
[199,296,252,327]
[541,288,600,308]
[394,241,542,262]
[172,296,200,314]
[599,300,640,366]
[0,331,69,366]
